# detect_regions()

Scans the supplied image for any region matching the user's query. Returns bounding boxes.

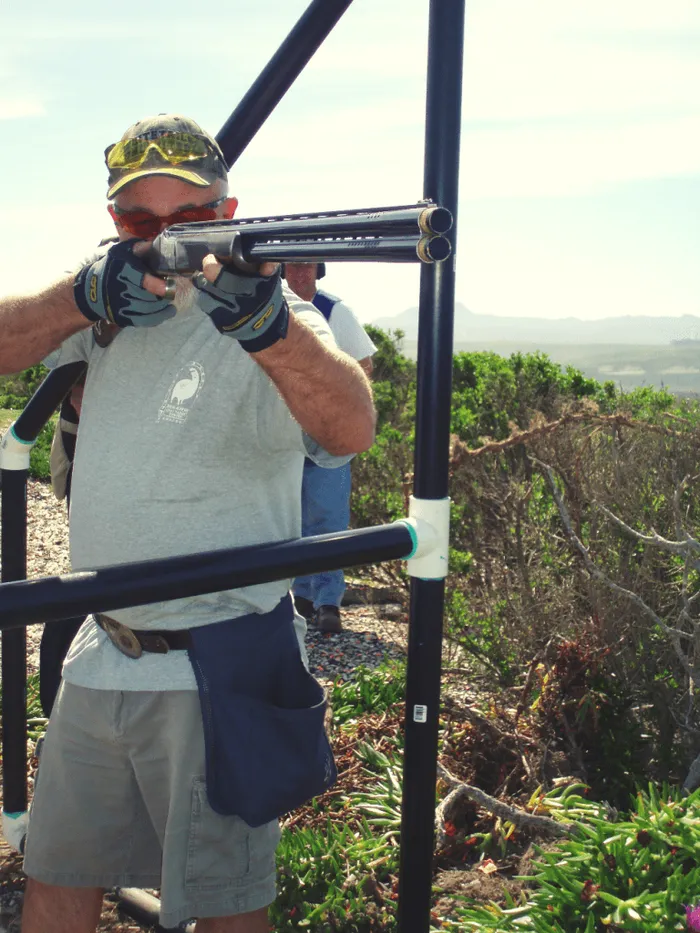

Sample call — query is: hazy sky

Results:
[1,0,698,327]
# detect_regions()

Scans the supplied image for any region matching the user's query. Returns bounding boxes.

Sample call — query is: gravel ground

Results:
[1,480,409,680]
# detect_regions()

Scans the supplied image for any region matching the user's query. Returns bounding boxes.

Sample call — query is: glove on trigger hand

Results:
[192,265,289,352]
[74,240,176,328]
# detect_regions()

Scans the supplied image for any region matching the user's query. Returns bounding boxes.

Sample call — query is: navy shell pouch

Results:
[187,595,337,827]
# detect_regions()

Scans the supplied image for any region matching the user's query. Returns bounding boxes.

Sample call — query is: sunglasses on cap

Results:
[105,132,219,170]
[108,195,228,239]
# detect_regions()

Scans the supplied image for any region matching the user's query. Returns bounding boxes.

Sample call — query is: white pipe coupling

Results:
[403,495,450,580]
[2,810,28,853]
[0,425,34,471]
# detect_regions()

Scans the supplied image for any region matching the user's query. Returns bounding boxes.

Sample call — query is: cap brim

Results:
[107,166,214,199]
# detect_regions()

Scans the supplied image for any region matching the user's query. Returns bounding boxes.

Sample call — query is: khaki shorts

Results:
[23,683,281,928]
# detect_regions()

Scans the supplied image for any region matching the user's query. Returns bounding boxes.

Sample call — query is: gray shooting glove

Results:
[74,240,176,328]
[192,265,289,352]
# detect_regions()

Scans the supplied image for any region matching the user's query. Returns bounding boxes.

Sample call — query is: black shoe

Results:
[315,605,342,634]
[294,595,315,620]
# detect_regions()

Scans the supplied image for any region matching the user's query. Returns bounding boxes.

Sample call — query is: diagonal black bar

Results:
[0,524,414,631]
[216,0,356,166]
[12,361,87,443]
[398,1,465,932]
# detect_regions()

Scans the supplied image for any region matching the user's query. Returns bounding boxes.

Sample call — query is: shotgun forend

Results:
[147,202,453,275]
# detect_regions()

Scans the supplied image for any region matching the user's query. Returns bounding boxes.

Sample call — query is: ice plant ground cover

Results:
[450,782,700,932]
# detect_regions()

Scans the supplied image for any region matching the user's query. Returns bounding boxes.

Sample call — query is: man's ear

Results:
[222,196,238,219]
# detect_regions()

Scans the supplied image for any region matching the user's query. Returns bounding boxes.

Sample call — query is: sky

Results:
[1,0,698,328]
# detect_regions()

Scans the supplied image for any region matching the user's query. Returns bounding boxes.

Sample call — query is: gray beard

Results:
[173,277,198,315]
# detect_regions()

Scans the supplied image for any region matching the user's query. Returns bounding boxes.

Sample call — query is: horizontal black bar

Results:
[12,362,87,443]
[0,524,414,630]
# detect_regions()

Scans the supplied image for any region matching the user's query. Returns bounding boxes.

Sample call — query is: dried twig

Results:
[450,413,693,468]
[534,459,699,688]
[434,762,573,849]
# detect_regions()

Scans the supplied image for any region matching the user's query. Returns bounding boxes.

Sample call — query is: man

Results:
[283,263,376,634]
[0,114,375,933]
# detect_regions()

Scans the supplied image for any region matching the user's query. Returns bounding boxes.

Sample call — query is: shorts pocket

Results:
[185,778,250,891]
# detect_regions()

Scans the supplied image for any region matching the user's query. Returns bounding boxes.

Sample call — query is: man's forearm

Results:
[0,276,90,375]
[252,313,376,456]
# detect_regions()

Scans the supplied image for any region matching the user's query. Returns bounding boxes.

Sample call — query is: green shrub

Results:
[0,364,49,405]
[450,782,700,932]
[273,818,399,932]
[0,393,28,410]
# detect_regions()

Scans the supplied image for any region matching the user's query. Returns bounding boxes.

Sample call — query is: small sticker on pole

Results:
[413,704,428,723]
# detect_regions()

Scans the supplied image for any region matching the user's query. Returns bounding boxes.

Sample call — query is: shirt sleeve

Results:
[285,288,337,348]
[327,300,377,361]
[42,329,95,370]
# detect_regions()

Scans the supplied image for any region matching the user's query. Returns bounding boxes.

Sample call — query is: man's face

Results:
[110,175,237,243]
[110,176,237,313]
[284,263,318,301]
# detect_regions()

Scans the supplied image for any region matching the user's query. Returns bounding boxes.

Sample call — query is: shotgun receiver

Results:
[147,202,453,275]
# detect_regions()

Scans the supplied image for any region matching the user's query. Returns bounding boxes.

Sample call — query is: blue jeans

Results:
[293,459,352,608]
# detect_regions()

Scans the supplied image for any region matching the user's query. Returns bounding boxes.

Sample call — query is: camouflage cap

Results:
[105,113,229,199]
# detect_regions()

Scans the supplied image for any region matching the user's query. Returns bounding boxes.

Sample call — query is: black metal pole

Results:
[1,362,86,823]
[397,1,465,932]
[0,523,415,630]
[1,469,28,816]
[216,0,356,166]
[113,888,195,933]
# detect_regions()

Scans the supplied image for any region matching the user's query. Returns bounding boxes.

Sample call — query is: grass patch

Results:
[330,662,406,728]
[0,409,20,433]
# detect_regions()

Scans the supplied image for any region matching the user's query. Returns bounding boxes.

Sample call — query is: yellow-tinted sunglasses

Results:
[105,133,212,170]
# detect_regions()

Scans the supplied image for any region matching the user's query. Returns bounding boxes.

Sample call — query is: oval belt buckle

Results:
[101,617,143,659]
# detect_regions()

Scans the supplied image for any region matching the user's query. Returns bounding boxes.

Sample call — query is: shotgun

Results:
[147,202,452,275]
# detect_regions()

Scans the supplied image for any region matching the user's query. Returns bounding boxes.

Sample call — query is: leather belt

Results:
[95,614,192,659]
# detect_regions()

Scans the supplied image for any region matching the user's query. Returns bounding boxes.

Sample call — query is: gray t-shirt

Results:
[51,285,339,691]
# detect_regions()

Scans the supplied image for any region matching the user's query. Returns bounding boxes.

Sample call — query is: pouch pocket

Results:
[202,680,336,826]
[188,596,338,827]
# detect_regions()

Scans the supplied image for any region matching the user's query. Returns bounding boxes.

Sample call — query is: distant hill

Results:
[370,303,700,346]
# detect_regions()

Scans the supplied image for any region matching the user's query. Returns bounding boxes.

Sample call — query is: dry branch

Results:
[450,412,694,468]
[434,762,573,850]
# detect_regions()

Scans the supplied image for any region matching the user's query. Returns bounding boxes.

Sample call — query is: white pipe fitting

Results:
[403,495,451,580]
[0,425,34,471]
[2,810,28,853]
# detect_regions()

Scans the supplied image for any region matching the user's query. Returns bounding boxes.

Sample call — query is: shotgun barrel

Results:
[147,202,453,275]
